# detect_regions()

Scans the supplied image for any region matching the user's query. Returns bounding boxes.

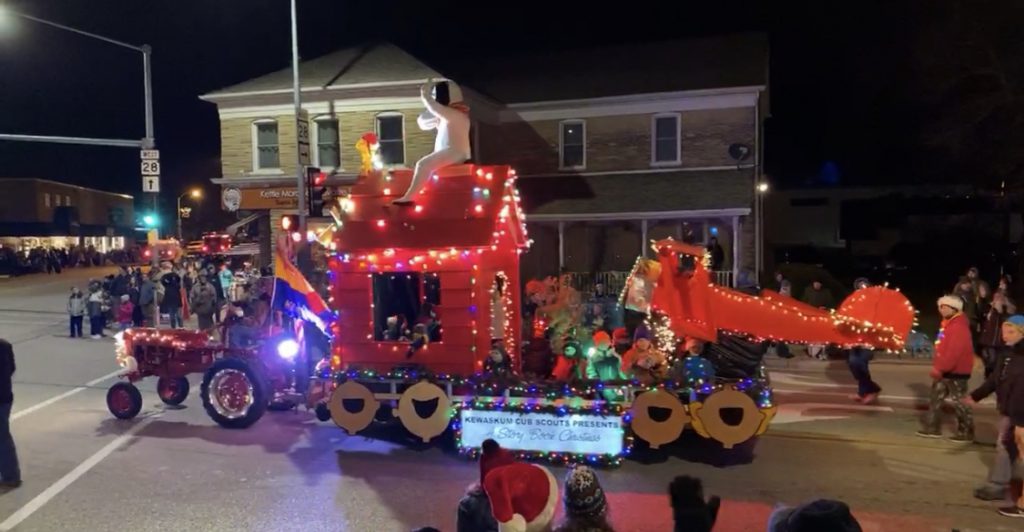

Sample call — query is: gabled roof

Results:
[464,33,768,103]
[333,164,528,252]
[203,43,440,99]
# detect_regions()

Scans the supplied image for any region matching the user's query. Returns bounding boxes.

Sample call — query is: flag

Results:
[272,250,334,337]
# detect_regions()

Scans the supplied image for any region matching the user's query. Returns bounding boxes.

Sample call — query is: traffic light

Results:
[307,166,326,216]
[142,214,159,228]
[280,214,301,242]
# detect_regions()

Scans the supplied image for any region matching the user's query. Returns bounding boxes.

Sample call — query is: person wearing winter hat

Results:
[621,325,667,385]
[918,295,976,441]
[767,499,862,532]
[554,465,614,532]
[457,439,515,532]
[966,315,1024,518]
[484,461,558,532]
[586,331,626,401]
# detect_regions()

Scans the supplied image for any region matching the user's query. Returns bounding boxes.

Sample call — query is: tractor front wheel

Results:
[157,376,190,406]
[107,382,143,420]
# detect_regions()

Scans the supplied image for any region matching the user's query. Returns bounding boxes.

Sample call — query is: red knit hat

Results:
[593,330,612,347]
[480,439,516,484]
[484,463,559,532]
[612,327,629,343]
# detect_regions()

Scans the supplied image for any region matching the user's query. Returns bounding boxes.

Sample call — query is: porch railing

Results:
[563,269,735,298]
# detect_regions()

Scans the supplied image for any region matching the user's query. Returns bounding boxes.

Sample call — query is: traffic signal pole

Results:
[290,0,312,276]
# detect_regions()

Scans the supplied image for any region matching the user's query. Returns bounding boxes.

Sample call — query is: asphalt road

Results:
[0,268,1018,531]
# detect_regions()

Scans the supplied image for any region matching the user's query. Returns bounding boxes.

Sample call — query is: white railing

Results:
[563,269,735,298]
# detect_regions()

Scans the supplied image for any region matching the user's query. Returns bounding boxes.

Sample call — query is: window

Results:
[65,195,71,206]
[375,113,405,165]
[54,195,61,207]
[372,272,441,342]
[252,120,280,170]
[44,193,50,207]
[559,120,585,169]
[652,114,681,165]
[314,117,340,168]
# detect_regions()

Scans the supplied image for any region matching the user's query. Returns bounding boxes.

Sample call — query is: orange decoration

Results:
[651,240,915,350]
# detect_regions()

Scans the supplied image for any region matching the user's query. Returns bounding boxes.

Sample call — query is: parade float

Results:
[106,78,917,467]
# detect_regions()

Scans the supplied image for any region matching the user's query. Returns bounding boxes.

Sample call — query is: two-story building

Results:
[0,178,134,252]
[201,35,767,291]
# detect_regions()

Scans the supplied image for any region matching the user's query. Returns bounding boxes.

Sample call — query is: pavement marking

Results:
[12,370,122,421]
[0,417,156,531]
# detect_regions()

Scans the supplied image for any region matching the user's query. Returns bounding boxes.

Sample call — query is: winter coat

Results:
[160,272,182,310]
[117,302,133,324]
[0,340,13,404]
[67,294,86,317]
[971,342,1024,427]
[933,313,975,379]
[980,308,1009,348]
[219,268,233,292]
[139,280,157,307]
[190,282,218,316]
[801,287,835,309]
[87,291,104,318]
[456,485,499,532]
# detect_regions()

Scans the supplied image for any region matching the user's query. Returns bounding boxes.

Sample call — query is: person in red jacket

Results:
[918,295,976,442]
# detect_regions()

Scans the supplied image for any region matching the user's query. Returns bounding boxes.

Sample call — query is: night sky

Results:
[1,0,1021,227]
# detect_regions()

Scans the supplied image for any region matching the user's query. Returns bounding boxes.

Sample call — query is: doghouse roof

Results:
[333,164,529,252]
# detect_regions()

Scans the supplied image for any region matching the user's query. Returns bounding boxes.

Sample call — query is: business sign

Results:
[459,409,624,456]
[221,185,350,212]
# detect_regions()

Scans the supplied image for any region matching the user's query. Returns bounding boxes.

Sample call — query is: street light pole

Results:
[0,8,159,240]
[0,9,155,152]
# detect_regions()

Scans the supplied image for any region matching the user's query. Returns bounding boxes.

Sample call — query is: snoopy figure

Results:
[392,79,471,205]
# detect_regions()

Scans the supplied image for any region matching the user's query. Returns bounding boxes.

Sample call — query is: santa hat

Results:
[480,439,516,484]
[593,330,612,348]
[484,463,559,532]
[937,295,964,312]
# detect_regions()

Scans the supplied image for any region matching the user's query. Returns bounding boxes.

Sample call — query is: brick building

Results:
[201,35,768,288]
[0,178,134,252]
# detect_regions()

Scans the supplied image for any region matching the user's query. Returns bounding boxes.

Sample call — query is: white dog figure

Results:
[393,79,471,205]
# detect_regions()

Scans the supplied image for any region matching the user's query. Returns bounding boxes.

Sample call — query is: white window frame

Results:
[251,119,281,173]
[312,115,341,171]
[44,193,50,208]
[375,112,406,167]
[559,119,587,170]
[650,113,682,167]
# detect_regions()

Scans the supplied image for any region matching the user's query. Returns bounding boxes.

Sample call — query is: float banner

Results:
[459,409,624,456]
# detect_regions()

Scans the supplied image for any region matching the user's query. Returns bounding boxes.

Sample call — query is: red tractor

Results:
[105,325,308,428]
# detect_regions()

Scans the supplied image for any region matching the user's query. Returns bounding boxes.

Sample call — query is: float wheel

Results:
[157,376,190,406]
[107,382,143,419]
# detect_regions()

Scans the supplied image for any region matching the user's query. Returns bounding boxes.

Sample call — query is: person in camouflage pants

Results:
[918,295,977,442]
[922,378,973,438]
